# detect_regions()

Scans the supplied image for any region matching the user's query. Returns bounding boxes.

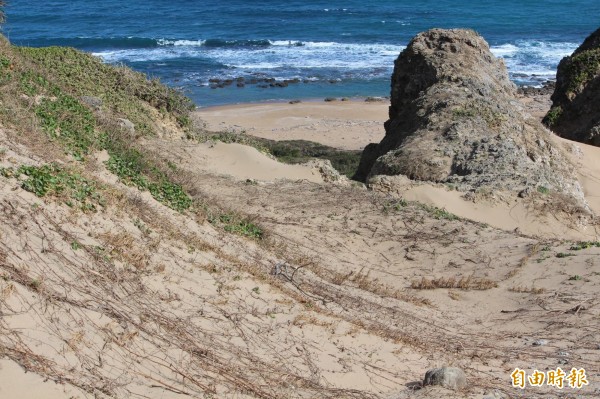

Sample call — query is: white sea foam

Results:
[490,44,519,57]
[158,39,206,47]
[491,40,578,81]
[93,38,580,86]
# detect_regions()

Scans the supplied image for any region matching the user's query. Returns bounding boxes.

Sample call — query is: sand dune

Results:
[3,95,600,399]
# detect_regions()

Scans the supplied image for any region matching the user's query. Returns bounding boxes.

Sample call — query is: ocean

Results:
[3,1,599,107]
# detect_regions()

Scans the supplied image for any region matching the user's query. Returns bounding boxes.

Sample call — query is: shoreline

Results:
[194,95,390,110]
[193,87,553,151]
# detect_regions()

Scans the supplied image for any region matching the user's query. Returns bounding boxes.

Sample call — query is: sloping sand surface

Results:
[2,96,600,399]
[0,359,89,399]
[145,140,324,182]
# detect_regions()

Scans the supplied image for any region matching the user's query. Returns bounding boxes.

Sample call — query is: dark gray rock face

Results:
[355,29,584,205]
[544,28,600,146]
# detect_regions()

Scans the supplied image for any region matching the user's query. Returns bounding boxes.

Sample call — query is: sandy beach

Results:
[196,99,389,150]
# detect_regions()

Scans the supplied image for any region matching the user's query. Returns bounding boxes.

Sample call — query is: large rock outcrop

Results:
[355,29,584,205]
[544,28,600,145]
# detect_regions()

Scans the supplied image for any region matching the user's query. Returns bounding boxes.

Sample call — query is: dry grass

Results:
[292,314,335,329]
[508,285,546,294]
[448,290,461,300]
[98,231,151,271]
[411,274,498,290]
[506,242,540,278]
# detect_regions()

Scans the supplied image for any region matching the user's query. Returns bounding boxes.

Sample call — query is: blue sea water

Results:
[3,1,599,107]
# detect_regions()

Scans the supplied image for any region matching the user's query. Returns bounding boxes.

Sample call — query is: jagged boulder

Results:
[544,28,600,145]
[355,29,584,205]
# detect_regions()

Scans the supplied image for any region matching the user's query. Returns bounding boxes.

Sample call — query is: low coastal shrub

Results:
[35,89,98,160]
[418,203,459,221]
[1,164,103,211]
[204,209,264,239]
[543,106,562,127]
[16,46,195,134]
[104,144,192,212]
[564,49,600,94]
[267,140,362,178]
[0,36,195,213]
[569,241,600,250]
[537,185,550,195]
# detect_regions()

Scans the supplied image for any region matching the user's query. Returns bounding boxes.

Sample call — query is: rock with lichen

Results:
[544,28,600,146]
[354,28,585,208]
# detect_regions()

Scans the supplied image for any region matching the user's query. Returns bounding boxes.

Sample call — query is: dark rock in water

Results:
[518,81,555,97]
[354,28,585,206]
[545,28,600,146]
[364,96,386,103]
[423,367,467,390]
[236,82,245,88]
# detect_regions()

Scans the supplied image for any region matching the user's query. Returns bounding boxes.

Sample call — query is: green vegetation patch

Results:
[452,107,478,119]
[563,49,600,95]
[219,214,263,239]
[419,203,459,221]
[268,140,362,178]
[1,164,103,211]
[35,89,98,159]
[543,106,563,127]
[382,198,409,214]
[16,46,195,134]
[537,185,550,195]
[204,209,263,240]
[556,252,576,258]
[0,54,13,83]
[452,103,505,129]
[0,39,195,213]
[569,241,600,251]
[105,145,192,212]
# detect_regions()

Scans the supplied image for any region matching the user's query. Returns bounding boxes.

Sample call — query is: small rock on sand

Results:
[422,367,466,390]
